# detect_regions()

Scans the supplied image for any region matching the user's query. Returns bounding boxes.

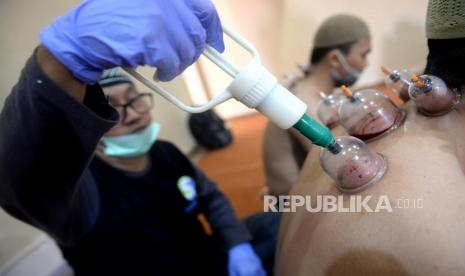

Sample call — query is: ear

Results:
[325,49,342,69]
[97,140,106,150]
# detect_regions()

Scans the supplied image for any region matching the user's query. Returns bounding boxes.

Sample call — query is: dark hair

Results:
[310,41,355,65]
[424,38,465,88]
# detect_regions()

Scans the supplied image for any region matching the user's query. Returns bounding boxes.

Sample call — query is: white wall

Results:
[279,0,428,87]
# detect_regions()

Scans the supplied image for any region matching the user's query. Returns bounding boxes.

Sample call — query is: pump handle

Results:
[123,26,260,113]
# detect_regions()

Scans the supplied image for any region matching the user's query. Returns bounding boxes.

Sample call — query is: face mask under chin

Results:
[331,51,361,87]
[100,122,161,157]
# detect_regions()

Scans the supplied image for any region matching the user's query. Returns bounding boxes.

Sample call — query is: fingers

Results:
[189,0,225,53]
[155,2,206,81]
[154,0,223,81]
[155,66,178,82]
[154,31,205,81]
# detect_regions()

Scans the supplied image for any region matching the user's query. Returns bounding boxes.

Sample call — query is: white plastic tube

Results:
[123,26,307,130]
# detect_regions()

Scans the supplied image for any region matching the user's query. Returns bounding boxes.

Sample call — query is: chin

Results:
[131,124,150,134]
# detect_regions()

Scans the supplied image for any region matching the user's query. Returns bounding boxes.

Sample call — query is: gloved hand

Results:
[228,243,266,276]
[40,0,224,83]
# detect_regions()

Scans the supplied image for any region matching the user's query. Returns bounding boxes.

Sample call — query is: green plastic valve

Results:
[293,114,341,153]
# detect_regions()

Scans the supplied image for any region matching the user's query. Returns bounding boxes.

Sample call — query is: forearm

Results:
[37,44,86,103]
[0,48,117,245]
[195,169,252,249]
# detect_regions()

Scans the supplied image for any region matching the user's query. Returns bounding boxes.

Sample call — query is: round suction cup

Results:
[320,136,388,193]
[338,87,406,142]
[317,92,347,129]
[381,65,411,102]
[408,74,461,116]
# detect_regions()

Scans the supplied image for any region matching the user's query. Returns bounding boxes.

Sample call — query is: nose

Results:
[352,60,366,72]
[362,58,369,69]
[123,106,143,125]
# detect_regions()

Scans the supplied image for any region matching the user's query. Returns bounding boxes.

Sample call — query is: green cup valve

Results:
[293,114,342,154]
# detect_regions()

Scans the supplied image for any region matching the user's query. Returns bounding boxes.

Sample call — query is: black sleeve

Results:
[193,167,252,250]
[0,49,118,245]
[153,141,252,250]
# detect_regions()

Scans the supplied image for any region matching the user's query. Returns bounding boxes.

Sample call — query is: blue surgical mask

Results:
[101,122,161,157]
[331,51,361,87]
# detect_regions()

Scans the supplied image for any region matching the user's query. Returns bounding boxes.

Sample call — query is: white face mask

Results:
[331,50,361,87]
[101,122,161,157]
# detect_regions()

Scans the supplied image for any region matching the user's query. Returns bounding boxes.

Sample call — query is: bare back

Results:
[276,101,465,276]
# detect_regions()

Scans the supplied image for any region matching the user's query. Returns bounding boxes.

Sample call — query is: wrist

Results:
[37,44,86,102]
[229,243,255,258]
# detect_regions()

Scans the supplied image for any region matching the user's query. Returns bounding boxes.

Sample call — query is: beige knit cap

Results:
[313,14,370,48]
[426,0,465,39]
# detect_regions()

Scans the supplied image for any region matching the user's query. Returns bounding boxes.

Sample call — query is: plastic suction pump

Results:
[123,26,339,151]
[380,65,411,102]
[294,114,341,153]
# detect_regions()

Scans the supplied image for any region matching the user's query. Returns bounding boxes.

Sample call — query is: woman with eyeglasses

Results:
[64,68,278,275]
[0,0,278,275]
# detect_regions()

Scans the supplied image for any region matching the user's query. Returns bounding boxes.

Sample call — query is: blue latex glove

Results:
[228,243,266,276]
[40,0,224,83]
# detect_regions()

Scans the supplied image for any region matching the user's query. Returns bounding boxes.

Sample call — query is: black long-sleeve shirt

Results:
[0,50,251,275]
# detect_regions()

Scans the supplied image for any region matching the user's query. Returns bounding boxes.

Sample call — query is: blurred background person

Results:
[275,1,465,275]
[262,14,371,197]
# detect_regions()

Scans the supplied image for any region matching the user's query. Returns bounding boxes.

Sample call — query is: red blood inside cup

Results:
[348,107,401,141]
[418,88,455,115]
[337,154,382,189]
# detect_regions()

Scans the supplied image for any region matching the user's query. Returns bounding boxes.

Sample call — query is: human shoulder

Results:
[296,101,463,194]
[150,140,190,166]
[278,102,465,275]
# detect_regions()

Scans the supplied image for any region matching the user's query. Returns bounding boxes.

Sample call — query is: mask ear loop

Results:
[297,63,311,76]
[333,50,352,75]
[96,139,108,158]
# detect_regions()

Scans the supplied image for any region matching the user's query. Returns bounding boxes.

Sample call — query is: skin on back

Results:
[276,100,465,276]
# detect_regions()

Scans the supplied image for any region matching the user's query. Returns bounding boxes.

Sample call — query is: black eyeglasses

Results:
[112,93,154,122]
